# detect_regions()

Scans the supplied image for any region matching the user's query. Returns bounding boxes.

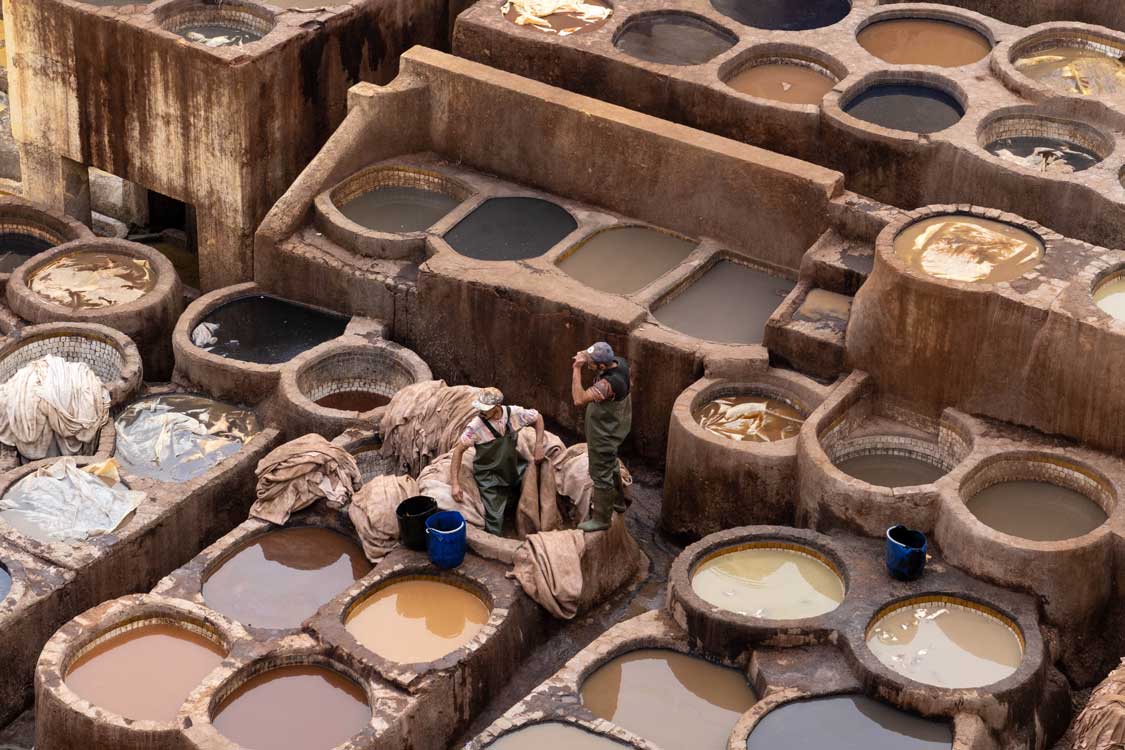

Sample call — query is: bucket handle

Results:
[426,522,466,536]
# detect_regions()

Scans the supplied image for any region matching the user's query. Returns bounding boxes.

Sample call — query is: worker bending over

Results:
[571,342,632,532]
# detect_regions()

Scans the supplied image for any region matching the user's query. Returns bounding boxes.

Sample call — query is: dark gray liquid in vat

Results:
[0,565,10,602]
[984,136,1102,173]
[746,695,952,750]
[710,0,850,30]
[444,197,576,261]
[844,84,964,133]
[200,295,348,364]
[0,233,52,274]
[178,25,262,46]
[340,187,459,234]
[653,260,794,344]
[835,453,946,487]
[614,15,735,66]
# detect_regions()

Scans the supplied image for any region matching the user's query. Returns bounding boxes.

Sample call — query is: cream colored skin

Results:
[450,404,545,503]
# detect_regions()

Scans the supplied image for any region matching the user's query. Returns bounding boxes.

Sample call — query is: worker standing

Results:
[571,342,632,532]
[451,387,545,535]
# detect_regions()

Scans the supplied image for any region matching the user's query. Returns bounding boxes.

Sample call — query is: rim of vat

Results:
[824,69,968,142]
[717,42,847,111]
[855,6,996,58]
[680,377,812,452]
[873,204,1056,292]
[0,198,93,283]
[477,718,640,750]
[976,107,1115,171]
[611,10,739,67]
[995,23,1125,102]
[156,0,278,48]
[0,322,141,403]
[553,222,700,297]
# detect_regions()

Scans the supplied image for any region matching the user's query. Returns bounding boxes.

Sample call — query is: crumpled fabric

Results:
[0,356,110,460]
[502,0,611,32]
[510,529,586,619]
[347,474,419,562]
[551,444,632,523]
[1073,658,1125,749]
[191,322,219,349]
[250,434,361,525]
[379,381,479,477]
[0,457,144,543]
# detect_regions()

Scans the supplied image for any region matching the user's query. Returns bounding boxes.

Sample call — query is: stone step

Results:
[764,281,852,381]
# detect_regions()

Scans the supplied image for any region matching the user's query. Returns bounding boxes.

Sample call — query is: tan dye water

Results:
[502,0,612,35]
[694,396,804,442]
[581,649,756,749]
[212,665,370,750]
[858,18,991,67]
[488,723,630,749]
[691,546,844,620]
[726,62,835,105]
[967,480,1107,541]
[29,251,155,308]
[65,623,224,722]
[345,579,489,663]
[894,216,1043,283]
[795,288,852,323]
[1015,45,1125,98]
[1094,275,1125,320]
[836,453,946,487]
[558,226,697,295]
[867,601,1023,688]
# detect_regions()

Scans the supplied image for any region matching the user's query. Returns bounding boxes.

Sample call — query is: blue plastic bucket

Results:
[885,525,927,581]
[426,510,467,569]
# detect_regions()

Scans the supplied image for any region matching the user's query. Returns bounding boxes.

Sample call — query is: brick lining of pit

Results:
[156,0,277,45]
[976,110,1115,168]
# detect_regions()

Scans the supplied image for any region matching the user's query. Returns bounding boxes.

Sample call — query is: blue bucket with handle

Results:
[885,525,927,581]
[426,510,467,569]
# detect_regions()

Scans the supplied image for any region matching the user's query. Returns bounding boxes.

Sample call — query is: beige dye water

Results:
[726,63,835,104]
[557,226,696,295]
[836,453,946,487]
[694,395,804,442]
[29,252,155,308]
[1094,275,1125,320]
[691,546,844,619]
[1016,46,1125,97]
[858,18,990,67]
[894,215,1043,283]
[488,723,630,749]
[967,480,1107,541]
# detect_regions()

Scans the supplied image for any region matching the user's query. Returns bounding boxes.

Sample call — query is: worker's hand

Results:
[533,443,545,462]
[572,351,588,368]
[451,485,463,503]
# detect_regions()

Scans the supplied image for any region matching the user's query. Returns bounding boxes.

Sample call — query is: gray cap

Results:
[586,342,615,364]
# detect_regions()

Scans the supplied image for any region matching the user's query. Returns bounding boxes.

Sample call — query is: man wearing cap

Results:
[450,387,545,535]
[572,342,632,532]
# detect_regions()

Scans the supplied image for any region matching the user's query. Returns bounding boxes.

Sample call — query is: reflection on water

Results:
[691,546,844,619]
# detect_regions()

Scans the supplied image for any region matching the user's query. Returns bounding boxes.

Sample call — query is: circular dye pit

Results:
[710,0,849,31]
[115,394,260,482]
[0,565,11,602]
[581,649,756,750]
[489,723,630,749]
[745,695,953,750]
[691,545,844,620]
[866,599,1023,689]
[558,226,697,295]
[613,14,736,66]
[835,452,946,488]
[967,480,1107,541]
[338,186,460,234]
[726,60,836,105]
[202,527,371,629]
[985,135,1101,173]
[28,252,155,309]
[443,197,576,261]
[212,665,369,750]
[65,622,225,722]
[1093,273,1125,320]
[502,0,613,36]
[1015,42,1125,98]
[858,19,990,68]
[694,394,804,442]
[345,578,490,663]
[844,84,963,133]
[0,232,53,274]
[177,25,261,47]
[893,215,1043,283]
[194,295,348,365]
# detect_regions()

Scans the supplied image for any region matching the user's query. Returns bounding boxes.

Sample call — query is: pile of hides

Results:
[380,380,478,477]
[0,458,144,543]
[347,474,418,562]
[250,434,361,525]
[501,0,611,33]
[1073,658,1125,749]
[511,529,586,619]
[0,356,110,460]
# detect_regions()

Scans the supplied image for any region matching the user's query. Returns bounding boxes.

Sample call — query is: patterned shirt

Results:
[460,406,540,447]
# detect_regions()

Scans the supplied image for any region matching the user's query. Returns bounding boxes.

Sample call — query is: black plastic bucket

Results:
[396,495,438,551]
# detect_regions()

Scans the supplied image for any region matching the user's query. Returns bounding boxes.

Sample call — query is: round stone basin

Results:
[212,665,369,750]
[967,480,1107,541]
[858,19,990,68]
[29,251,155,309]
[558,226,697,295]
[581,649,756,749]
[65,621,225,722]
[692,544,844,620]
[866,598,1023,689]
[177,24,261,46]
[694,394,804,443]
[114,394,260,482]
[488,722,630,749]
[985,135,1101,173]
[338,186,460,234]
[0,232,53,274]
[746,695,953,749]
[1015,43,1125,98]
[1093,273,1125,320]
[0,564,11,602]
[345,578,490,663]
[893,215,1043,283]
[710,0,849,30]
[726,61,836,105]
[502,0,613,35]
[195,295,349,365]
[444,197,576,261]
[613,14,736,66]
[202,527,371,630]
[844,84,964,133]
[835,452,946,488]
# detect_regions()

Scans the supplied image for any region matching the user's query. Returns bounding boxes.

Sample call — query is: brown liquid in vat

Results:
[726,63,836,105]
[202,527,371,630]
[502,0,612,35]
[581,649,756,749]
[29,251,156,308]
[212,665,370,750]
[967,480,1107,541]
[345,579,490,663]
[867,601,1023,689]
[558,226,697,295]
[694,395,804,442]
[858,18,991,67]
[488,722,630,749]
[835,453,946,487]
[795,288,852,323]
[315,390,390,412]
[894,216,1043,283]
[691,547,844,619]
[1015,46,1125,98]
[65,623,224,722]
